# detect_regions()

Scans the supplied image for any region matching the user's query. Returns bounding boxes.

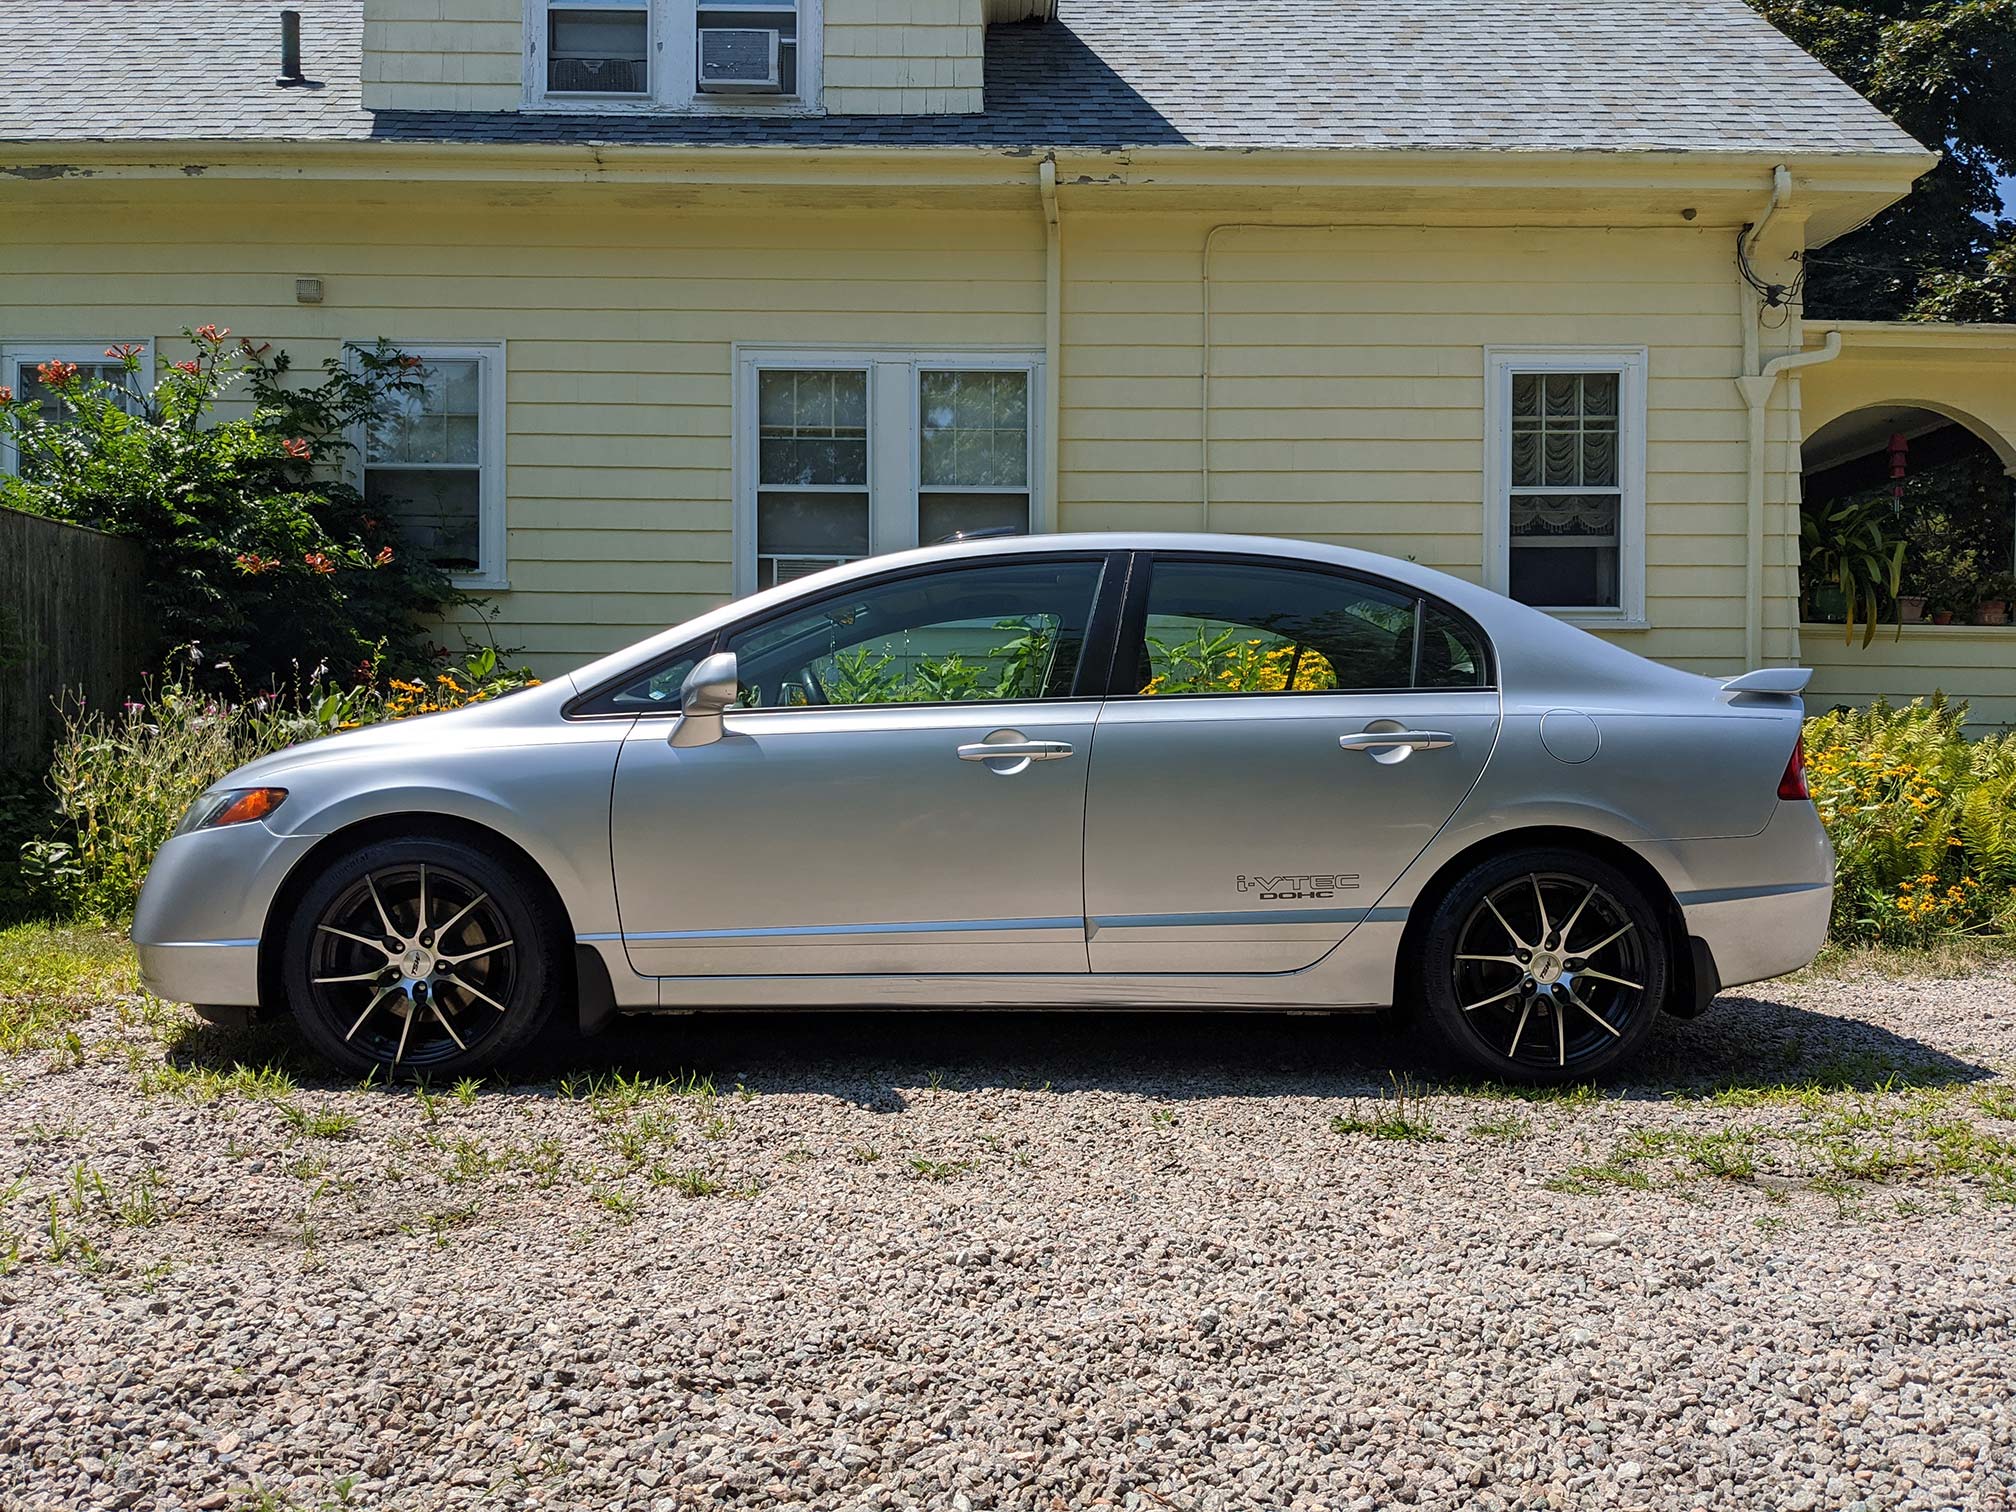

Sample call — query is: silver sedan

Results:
[133,534,1831,1082]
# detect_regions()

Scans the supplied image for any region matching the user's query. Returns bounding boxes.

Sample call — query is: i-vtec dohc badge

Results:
[1237,873,1361,902]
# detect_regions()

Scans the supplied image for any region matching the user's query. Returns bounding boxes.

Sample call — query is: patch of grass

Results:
[1330,1074,1440,1142]
[278,1103,358,1140]
[592,1187,636,1220]
[1467,1078,1605,1109]
[1972,1084,2016,1121]
[401,1203,480,1247]
[1468,1113,1533,1142]
[138,1058,298,1104]
[0,922,137,1054]
[653,1166,722,1198]
[1798,935,2016,983]
[561,1068,717,1123]
[906,1157,971,1182]
[847,1146,881,1166]
[1546,1154,1657,1195]
[1150,1107,1178,1128]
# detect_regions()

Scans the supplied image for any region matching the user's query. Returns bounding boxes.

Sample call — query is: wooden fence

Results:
[0,508,147,767]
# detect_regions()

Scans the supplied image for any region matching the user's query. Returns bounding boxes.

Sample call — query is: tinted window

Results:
[725,558,1104,708]
[1132,560,1488,695]
[590,652,705,715]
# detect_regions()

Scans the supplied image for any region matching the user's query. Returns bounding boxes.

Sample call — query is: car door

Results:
[1083,553,1502,974]
[609,552,1119,977]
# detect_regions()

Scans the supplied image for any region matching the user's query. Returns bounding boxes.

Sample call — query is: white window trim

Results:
[0,339,153,475]
[1483,345,1649,629]
[523,0,823,115]
[345,341,509,592]
[732,345,1047,598]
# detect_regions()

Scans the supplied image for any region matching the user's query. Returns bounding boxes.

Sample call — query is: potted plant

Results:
[1973,573,2016,627]
[1800,495,1905,647]
[1895,592,1928,623]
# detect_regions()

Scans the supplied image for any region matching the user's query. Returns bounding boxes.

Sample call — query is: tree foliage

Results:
[1750,0,2016,320]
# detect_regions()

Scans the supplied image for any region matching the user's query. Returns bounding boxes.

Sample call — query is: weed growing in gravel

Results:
[1330,1074,1440,1142]
[1467,1078,1605,1108]
[561,1068,717,1121]
[907,1157,972,1181]
[1468,1112,1533,1141]
[653,1166,723,1197]
[402,1204,480,1246]
[1151,1107,1178,1128]
[1972,1084,2016,1120]
[452,1077,482,1107]
[847,1146,881,1165]
[138,1058,298,1104]
[278,1103,358,1140]
[592,1187,637,1220]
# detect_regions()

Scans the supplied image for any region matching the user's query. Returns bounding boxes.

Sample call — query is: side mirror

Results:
[668,652,739,748]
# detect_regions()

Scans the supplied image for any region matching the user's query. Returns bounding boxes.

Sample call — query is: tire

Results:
[281,833,563,1077]
[1416,846,1668,1083]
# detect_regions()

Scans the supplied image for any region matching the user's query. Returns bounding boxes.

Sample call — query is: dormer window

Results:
[546,0,649,97]
[525,0,820,112]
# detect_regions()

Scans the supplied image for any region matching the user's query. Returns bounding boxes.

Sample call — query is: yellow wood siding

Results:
[0,182,1812,687]
[361,0,522,112]
[1062,216,1786,674]
[1803,627,2016,731]
[362,0,984,115]
[824,0,983,114]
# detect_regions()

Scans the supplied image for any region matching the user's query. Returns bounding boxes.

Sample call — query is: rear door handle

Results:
[1339,731,1455,752]
[958,740,1075,762]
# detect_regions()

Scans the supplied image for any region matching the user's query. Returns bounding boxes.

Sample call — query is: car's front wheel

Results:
[281,834,561,1076]
[1417,847,1668,1082]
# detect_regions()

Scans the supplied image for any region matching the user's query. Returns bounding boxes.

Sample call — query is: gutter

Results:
[1039,154,1061,532]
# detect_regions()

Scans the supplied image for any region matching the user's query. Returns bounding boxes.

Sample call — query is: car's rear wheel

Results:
[1417,847,1667,1083]
[281,834,561,1077]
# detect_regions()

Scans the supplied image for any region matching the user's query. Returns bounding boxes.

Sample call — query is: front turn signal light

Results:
[176,787,288,835]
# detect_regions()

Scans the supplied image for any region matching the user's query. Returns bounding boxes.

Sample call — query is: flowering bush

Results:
[21,648,540,921]
[1806,697,2016,944]
[0,326,466,692]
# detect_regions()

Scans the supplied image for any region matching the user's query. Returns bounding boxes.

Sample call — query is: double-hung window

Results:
[526,0,818,110]
[736,349,1043,594]
[1484,347,1647,625]
[353,342,507,589]
[0,341,149,474]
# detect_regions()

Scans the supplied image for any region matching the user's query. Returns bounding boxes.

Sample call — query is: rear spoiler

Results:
[1721,667,1813,696]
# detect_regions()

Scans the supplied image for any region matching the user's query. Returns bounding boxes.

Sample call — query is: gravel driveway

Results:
[4,948,2015,1511]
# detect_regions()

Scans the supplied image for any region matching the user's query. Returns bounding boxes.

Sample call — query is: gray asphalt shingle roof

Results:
[0,0,1927,156]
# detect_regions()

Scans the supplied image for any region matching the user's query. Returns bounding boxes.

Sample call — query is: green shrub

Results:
[22,648,538,922]
[0,325,468,692]
[1807,698,2016,944]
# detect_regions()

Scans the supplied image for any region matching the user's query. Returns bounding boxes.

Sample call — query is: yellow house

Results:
[3,0,2013,720]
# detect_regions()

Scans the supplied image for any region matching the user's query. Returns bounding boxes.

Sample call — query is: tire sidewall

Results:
[1418,847,1668,1083]
[281,834,557,1076]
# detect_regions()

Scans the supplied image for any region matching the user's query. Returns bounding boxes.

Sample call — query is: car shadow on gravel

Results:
[163,982,1993,1107]
[490,981,1995,1108]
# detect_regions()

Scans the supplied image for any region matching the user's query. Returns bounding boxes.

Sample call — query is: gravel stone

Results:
[2,958,2014,1509]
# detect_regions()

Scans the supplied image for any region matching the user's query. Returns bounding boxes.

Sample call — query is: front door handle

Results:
[1339,730,1455,753]
[958,740,1075,762]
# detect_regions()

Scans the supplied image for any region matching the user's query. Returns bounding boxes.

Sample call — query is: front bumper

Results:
[131,822,319,1006]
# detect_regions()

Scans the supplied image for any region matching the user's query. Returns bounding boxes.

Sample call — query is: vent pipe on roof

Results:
[276,10,305,87]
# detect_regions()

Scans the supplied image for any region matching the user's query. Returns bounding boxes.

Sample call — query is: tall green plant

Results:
[1801,493,1906,646]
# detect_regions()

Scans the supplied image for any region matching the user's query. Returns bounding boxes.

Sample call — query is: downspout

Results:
[1040,154,1061,533]
[1738,331,1840,665]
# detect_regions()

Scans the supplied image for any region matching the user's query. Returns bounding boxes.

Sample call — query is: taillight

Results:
[1778,732,1809,801]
